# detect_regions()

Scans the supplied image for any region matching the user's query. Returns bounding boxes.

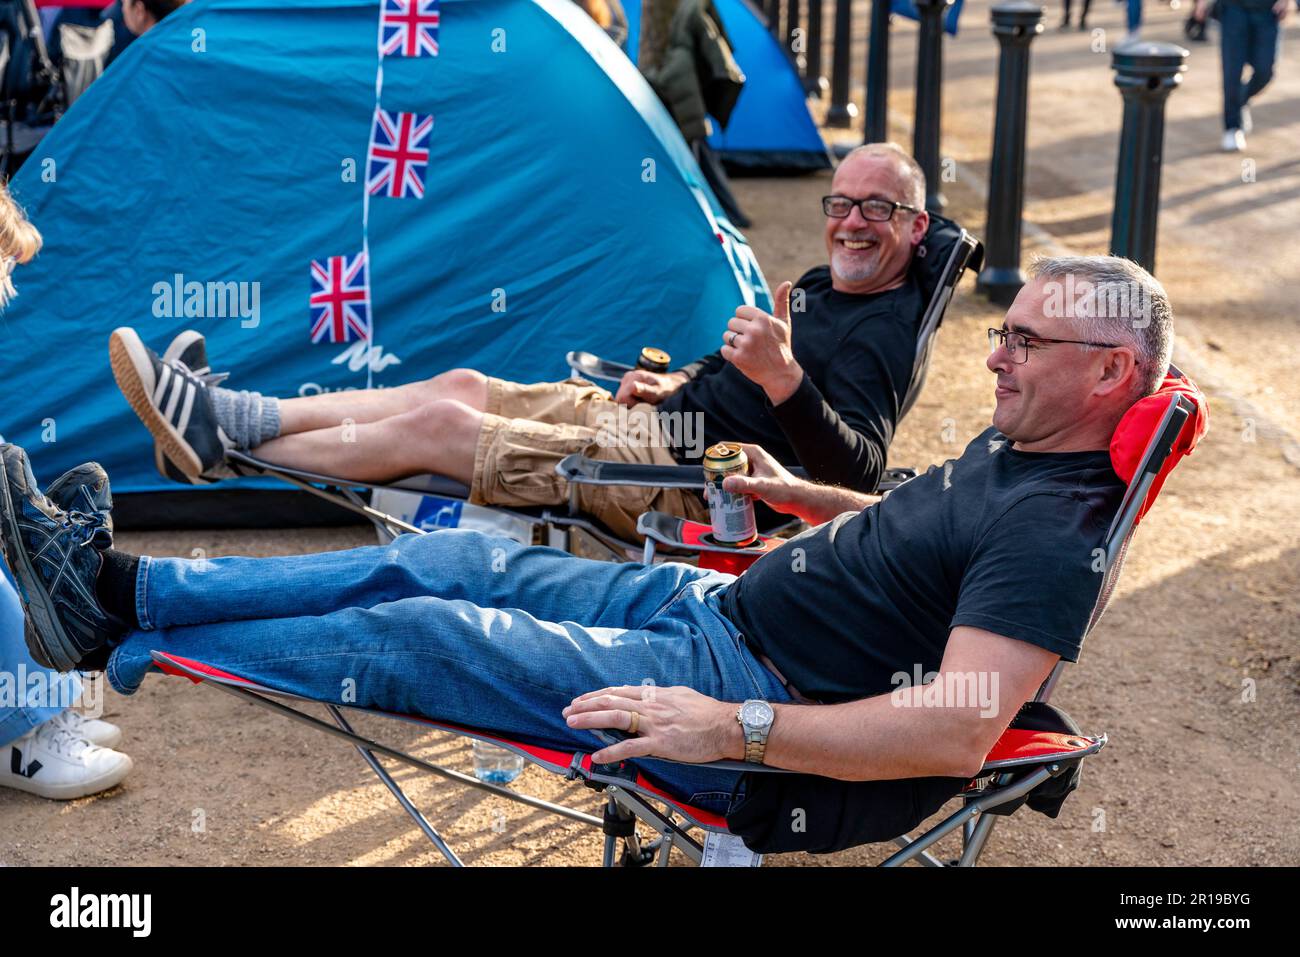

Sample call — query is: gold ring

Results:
[627,711,640,735]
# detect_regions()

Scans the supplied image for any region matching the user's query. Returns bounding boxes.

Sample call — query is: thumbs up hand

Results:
[720,280,805,405]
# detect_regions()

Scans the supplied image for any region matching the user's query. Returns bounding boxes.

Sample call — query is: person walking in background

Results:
[1219,0,1291,151]
[120,0,187,37]
[574,0,629,50]
[1122,0,1143,43]
[1185,0,1211,42]
[639,0,751,227]
[1060,0,1092,30]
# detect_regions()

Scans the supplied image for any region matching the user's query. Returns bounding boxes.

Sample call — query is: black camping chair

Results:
[557,213,981,505]
[223,216,980,557]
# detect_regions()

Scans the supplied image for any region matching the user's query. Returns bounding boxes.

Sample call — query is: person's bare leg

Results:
[276,368,490,436]
[252,399,482,484]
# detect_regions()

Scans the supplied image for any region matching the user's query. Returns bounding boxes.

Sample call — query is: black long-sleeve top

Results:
[658,266,923,491]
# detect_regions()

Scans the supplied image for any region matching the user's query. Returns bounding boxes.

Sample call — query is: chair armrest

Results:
[566,350,633,384]
[877,467,917,493]
[637,510,777,556]
[229,449,473,499]
[557,454,706,489]
[557,455,824,493]
[978,729,1106,773]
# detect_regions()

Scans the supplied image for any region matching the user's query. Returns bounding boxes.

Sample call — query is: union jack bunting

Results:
[309,252,371,343]
[367,108,434,199]
[379,0,440,57]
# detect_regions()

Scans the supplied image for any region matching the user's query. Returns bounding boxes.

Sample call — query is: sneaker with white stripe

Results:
[153,330,227,485]
[108,327,235,481]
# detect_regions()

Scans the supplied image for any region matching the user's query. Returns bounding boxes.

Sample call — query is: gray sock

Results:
[210,387,281,449]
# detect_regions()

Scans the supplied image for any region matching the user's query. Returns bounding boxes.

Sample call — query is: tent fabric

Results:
[0,0,771,500]
[624,0,830,171]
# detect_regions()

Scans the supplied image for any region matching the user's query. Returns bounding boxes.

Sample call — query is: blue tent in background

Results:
[0,0,770,510]
[624,0,830,171]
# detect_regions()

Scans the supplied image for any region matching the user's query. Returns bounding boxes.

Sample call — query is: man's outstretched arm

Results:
[564,627,1060,781]
[722,443,881,526]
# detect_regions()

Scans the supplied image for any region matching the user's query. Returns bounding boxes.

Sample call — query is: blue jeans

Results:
[106,530,792,812]
[0,563,81,747]
[1220,2,1281,130]
[1126,0,1142,31]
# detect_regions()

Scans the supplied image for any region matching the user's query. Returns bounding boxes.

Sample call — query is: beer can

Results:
[703,442,758,546]
[636,347,671,374]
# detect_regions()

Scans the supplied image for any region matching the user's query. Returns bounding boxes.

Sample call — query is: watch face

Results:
[741,700,774,729]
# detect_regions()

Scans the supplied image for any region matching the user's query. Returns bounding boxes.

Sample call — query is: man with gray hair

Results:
[107,143,933,540]
[1029,255,1173,397]
[3,255,1185,855]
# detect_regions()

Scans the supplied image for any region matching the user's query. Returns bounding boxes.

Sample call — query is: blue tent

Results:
[0,0,769,503]
[623,0,830,171]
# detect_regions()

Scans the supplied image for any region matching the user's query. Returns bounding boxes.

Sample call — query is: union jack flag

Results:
[380,0,440,58]
[309,252,371,343]
[367,109,434,199]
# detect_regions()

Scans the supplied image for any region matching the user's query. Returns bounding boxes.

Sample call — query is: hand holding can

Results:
[703,442,758,546]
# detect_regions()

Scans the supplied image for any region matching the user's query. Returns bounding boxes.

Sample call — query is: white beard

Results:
[830,249,882,284]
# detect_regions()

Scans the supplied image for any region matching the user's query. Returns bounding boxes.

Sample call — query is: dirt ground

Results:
[2,0,1296,866]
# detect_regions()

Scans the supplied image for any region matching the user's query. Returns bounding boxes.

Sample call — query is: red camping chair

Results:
[149,370,1207,866]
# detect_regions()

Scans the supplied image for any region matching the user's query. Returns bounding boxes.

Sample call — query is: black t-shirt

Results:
[658,267,922,491]
[721,428,1126,704]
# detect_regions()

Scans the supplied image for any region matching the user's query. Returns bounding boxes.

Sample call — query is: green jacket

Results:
[639,0,745,142]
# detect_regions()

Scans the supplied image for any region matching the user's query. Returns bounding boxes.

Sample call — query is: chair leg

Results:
[957,812,999,866]
[326,705,464,867]
[602,797,638,867]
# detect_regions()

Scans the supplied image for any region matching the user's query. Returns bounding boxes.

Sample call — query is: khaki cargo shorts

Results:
[470,376,708,541]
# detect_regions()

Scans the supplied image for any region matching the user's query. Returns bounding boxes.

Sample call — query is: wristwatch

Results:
[736,699,775,765]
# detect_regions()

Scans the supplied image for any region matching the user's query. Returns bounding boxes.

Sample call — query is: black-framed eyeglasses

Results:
[822,195,921,221]
[987,327,1122,364]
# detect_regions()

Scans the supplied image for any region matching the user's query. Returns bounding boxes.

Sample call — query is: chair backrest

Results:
[1037,368,1208,701]
[900,214,983,419]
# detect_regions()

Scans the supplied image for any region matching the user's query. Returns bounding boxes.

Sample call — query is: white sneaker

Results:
[0,718,132,800]
[1221,128,1247,152]
[1123,29,1141,45]
[47,709,123,750]
[1239,105,1253,134]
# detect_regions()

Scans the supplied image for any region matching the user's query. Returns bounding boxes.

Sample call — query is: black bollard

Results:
[1109,42,1188,275]
[913,0,954,211]
[805,0,826,96]
[863,0,891,143]
[976,2,1045,306]
[767,0,782,37]
[787,0,802,66]
[826,0,858,127]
